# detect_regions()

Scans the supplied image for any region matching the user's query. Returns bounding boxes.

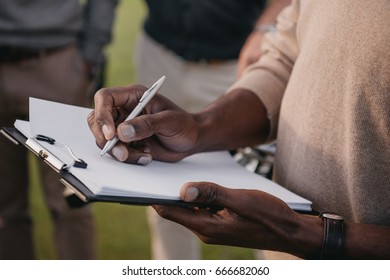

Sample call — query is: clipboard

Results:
[0,126,209,209]
[0,98,313,213]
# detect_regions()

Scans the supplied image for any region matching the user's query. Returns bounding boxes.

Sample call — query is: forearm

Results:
[344,222,390,259]
[191,89,270,153]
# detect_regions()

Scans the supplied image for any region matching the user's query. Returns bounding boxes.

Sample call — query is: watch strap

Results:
[320,212,345,259]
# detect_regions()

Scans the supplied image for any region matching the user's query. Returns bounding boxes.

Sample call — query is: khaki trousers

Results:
[0,45,95,259]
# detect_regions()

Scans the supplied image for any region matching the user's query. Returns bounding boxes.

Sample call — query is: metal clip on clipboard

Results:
[30,134,89,206]
[35,134,87,169]
[1,127,89,208]
[1,128,87,170]
[26,137,68,171]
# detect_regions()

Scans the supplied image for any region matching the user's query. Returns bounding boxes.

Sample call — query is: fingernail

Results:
[137,155,152,165]
[102,124,112,140]
[120,124,136,141]
[112,146,126,161]
[184,187,199,201]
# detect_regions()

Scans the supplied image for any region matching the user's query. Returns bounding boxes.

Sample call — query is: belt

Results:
[177,55,228,65]
[0,45,68,63]
[175,52,230,65]
[192,59,226,66]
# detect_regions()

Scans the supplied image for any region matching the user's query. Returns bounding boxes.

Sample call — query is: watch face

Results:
[322,213,344,221]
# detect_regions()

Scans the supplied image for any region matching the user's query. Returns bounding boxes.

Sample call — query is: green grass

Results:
[30,0,255,260]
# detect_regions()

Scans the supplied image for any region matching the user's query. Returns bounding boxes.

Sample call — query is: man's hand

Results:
[153,182,323,258]
[87,85,201,164]
[88,86,271,165]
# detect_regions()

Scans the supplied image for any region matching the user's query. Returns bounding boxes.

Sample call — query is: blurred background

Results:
[29,0,255,260]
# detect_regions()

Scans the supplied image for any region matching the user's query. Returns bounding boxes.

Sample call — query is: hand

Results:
[153,182,323,258]
[237,31,264,78]
[88,85,201,164]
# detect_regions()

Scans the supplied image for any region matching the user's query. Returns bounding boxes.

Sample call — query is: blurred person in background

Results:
[0,0,118,259]
[134,0,291,259]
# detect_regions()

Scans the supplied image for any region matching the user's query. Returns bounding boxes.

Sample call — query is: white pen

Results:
[100,76,166,157]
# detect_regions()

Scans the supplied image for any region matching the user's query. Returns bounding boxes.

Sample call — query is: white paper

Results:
[18,98,312,211]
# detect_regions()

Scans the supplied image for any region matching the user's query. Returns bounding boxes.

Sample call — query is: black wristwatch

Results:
[320,212,345,259]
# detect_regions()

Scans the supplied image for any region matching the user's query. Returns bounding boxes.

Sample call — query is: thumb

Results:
[180,182,231,208]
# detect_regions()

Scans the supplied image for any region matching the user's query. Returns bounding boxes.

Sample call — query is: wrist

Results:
[291,214,324,259]
[319,212,345,259]
[296,212,347,259]
[190,111,215,154]
[191,89,270,153]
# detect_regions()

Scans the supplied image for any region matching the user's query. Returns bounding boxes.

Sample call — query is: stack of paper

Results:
[13,98,312,212]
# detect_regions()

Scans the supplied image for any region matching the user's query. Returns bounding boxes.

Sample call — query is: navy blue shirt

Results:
[144,0,266,61]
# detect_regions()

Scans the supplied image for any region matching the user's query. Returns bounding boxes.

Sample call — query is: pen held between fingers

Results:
[99,76,165,156]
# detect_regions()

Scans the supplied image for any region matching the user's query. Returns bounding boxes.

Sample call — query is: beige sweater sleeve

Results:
[228,0,300,139]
